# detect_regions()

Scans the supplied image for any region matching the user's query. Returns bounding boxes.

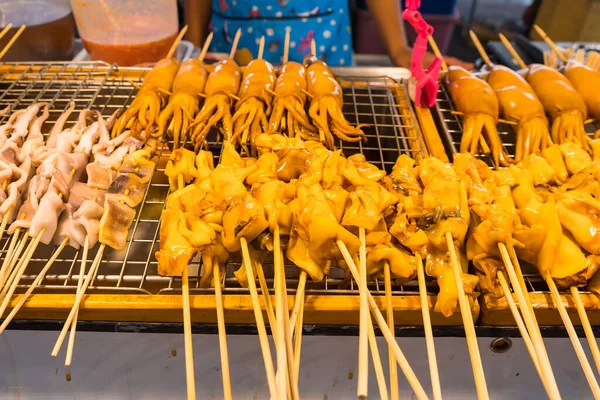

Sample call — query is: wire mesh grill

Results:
[434,83,594,294]
[0,62,431,297]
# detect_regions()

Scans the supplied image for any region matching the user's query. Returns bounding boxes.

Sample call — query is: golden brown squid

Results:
[445,66,512,166]
[190,59,241,149]
[231,57,276,155]
[522,64,590,151]
[305,55,366,149]
[156,58,208,147]
[269,61,317,140]
[112,57,180,139]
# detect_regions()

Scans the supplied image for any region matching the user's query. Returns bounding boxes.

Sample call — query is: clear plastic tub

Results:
[70,0,178,66]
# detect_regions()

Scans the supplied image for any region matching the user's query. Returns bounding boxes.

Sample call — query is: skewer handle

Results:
[229,28,242,60]
[198,32,213,62]
[0,25,25,60]
[498,33,527,69]
[167,26,188,59]
[534,25,567,62]
[571,286,600,375]
[469,30,494,68]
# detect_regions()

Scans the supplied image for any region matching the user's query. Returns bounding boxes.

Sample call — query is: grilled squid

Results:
[523,64,590,151]
[485,65,550,161]
[563,60,600,138]
[269,61,317,140]
[305,56,366,149]
[190,59,241,149]
[231,58,276,156]
[157,59,208,148]
[112,57,180,139]
[446,66,512,167]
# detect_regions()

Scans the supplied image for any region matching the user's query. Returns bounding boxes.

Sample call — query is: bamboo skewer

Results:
[0,208,11,241]
[571,286,600,375]
[0,24,14,42]
[498,242,561,399]
[229,28,242,60]
[65,236,89,380]
[368,315,389,400]
[384,261,400,400]
[469,30,493,68]
[0,230,43,318]
[427,35,448,71]
[0,25,25,60]
[445,232,488,400]
[545,273,600,399]
[214,258,232,400]
[278,244,299,400]
[534,25,567,63]
[293,289,304,384]
[273,225,287,400]
[198,32,213,62]
[240,237,278,399]
[358,228,369,399]
[498,33,527,69]
[0,228,21,289]
[0,238,69,333]
[496,272,542,377]
[167,26,189,59]
[0,228,29,291]
[51,244,105,356]
[336,240,428,400]
[289,271,307,333]
[416,254,442,400]
[181,264,196,400]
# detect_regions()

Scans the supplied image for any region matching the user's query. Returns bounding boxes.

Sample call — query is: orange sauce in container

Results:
[82,31,177,66]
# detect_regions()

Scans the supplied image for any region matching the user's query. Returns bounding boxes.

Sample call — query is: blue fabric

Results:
[210,0,353,66]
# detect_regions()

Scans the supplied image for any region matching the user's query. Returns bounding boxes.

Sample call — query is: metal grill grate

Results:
[434,83,595,295]
[0,63,433,297]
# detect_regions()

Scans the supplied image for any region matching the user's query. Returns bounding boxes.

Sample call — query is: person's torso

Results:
[210,0,353,66]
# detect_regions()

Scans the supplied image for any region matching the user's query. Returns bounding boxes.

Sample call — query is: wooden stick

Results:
[498,33,527,69]
[279,244,299,400]
[585,119,596,125]
[167,25,188,59]
[384,261,400,400]
[0,209,10,241]
[534,25,567,62]
[496,272,542,377]
[469,30,493,68]
[0,24,13,42]
[273,226,288,400]
[65,236,89,380]
[416,254,442,400]
[283,29,291,64]
[0,25,25,60]
[289,271,307,333]
[445,232,488,400]
[257,36,265,61]
[0,228,20,289]
[198,32,214,62]
[214,259,232,400]
[571,286,600,375]
[229,28,242,60]
[0,229,28,292]
[240,237,278,398]
[0,237,69,333]
[368,313,389,400]
[546,274,600,398]
[498,242,561,399]
[311,39,317,57]
[336,240,429,400]
[51,245,105,357]
[257,261,295,400]
[357,228,369,399]
[0,230,43,318]
[427,35,448,71]
[293,288,304,383]
[181,264,196,400]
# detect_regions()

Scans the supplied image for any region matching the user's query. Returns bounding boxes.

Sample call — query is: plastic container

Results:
[0,0,75,61]
[354,9,459,55]
[70,0,178,66]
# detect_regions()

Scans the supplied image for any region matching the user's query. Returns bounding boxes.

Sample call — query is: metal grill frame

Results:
[0,62,440,302]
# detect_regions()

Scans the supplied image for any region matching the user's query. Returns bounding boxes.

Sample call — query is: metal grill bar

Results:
[0,62,435,298]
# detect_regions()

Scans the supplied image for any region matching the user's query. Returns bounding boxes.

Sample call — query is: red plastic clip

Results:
[402,2,443,108]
